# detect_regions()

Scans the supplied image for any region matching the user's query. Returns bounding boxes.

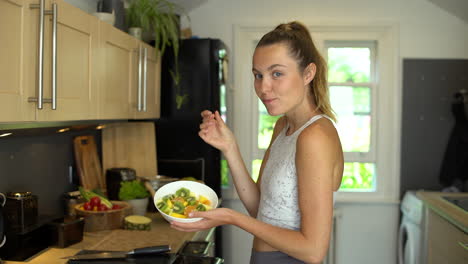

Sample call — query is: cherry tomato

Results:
[111,204,121,210]
[93,206,98,211]
[83,202,92,211]
[98,204,108,211]
[90,196,101,207]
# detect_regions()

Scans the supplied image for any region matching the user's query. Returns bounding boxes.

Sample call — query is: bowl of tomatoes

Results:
[74,192,132,232]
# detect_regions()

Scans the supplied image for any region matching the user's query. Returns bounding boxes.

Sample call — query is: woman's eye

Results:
[273,72,282,77]
[254,73,263,79]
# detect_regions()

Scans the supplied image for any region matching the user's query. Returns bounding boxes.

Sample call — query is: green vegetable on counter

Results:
[118,180,150,201]
[79,186,113,209]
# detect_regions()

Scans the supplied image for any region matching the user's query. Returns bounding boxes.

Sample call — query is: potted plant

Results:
[125,0,188,108]
[118,180,151,216]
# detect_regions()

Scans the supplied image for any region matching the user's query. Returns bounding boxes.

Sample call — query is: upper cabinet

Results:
[0,0,34,122]
[131,41,161,119]
[97,21,137,120]
[0,0,98,122]
[98,22,161,120]
[0,0,160,124]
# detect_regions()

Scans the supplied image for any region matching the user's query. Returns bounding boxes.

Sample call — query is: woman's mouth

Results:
[262,98,276,105]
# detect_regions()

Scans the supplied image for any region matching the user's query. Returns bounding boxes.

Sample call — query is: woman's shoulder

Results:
[298,116,340,146]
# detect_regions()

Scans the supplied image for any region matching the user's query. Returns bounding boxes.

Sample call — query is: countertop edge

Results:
[416,191,468,233]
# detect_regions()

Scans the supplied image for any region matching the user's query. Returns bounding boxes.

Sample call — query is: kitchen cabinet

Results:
[131,41,161,119]
[0,0,98,122]
[1,0,160,123]
[97,21,136,119]
[426,209,468,264]
[97,22,161,120]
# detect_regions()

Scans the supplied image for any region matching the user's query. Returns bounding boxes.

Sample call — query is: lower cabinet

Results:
[427,209,468,264]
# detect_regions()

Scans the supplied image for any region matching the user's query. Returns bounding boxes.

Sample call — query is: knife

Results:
[62,245,171,260]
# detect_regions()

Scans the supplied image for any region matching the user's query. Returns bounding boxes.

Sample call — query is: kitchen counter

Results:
[416,191,468,233]
[3,213,215,264]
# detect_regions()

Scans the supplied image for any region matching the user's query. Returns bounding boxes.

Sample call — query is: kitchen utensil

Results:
[102,122,158,179]
[73,135,105,192]
[63,191,86,217]
[4,191,38,231]
[63,245,171,260]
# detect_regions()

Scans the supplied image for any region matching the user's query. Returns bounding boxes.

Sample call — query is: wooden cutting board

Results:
[102,122,158,178]
[73,135,106,191]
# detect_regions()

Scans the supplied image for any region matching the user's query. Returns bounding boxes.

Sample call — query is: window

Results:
[326,42,377,192]
[232,25,399,202]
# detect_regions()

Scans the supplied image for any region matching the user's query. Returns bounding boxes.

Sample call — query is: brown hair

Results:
[256,21,336,122]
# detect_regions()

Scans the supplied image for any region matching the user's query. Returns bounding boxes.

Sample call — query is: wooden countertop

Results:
[4,213,214,264]
[416,191,468,233]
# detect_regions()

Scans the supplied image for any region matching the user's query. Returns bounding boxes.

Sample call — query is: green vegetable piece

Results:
[196,204,206,212]
[175,188,190,198]
[172,201,185,214]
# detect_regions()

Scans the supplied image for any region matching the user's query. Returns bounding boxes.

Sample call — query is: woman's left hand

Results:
[170,208,234,232]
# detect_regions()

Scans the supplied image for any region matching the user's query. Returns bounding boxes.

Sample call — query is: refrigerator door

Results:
[160,39,224,119]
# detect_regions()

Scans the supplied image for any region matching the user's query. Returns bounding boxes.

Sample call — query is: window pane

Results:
[221,159,229,188]
[339,162,375,191]
[252,159,262,182]
[258,100,281,149]
[328,47,370,83]
[330,86,371,152]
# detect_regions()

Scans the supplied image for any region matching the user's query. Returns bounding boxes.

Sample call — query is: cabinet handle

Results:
[28,0,57,110]
[137,45,143,112]
[51,3,57,110]
[143,47,148,112]
[28,0,45,109]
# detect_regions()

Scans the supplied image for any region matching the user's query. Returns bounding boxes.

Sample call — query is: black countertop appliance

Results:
[156,38,228,258]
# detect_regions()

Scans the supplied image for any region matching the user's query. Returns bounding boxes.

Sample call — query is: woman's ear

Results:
[303,63,316,86]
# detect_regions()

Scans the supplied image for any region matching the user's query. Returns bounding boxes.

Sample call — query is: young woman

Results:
[171,21,344,264]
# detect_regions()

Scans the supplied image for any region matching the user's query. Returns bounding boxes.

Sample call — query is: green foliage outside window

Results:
[339,162,375,191]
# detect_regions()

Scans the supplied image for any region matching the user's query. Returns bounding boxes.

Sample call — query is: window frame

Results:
[229,24,400,203]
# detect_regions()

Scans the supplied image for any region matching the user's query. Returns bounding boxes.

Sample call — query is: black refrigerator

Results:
[155,38,228,257]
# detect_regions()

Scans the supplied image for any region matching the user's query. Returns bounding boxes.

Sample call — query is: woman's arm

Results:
[173,120,342,263]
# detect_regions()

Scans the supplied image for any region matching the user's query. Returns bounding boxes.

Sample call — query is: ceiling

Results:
[427,0,468,23]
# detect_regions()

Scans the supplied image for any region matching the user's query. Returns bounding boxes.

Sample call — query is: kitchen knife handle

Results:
[129,245,171,256]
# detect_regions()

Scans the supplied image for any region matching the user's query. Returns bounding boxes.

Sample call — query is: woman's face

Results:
[252,43,314,116]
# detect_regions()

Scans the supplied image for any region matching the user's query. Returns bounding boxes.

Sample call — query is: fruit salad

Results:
[156,187,212,218]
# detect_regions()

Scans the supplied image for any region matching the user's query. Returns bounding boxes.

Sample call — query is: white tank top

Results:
[257,114,335,230]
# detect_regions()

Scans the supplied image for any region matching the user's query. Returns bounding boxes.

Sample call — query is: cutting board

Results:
[102,122,158,178]
[73,135,106,191]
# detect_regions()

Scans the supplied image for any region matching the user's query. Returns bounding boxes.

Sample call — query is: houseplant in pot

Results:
[125,0,189,108]
[118,180,150,215]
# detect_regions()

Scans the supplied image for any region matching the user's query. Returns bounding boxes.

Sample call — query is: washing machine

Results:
[398,191,428,264]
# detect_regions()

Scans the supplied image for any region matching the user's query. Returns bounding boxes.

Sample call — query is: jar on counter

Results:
[63,191,85,217]
[4,191,38,231]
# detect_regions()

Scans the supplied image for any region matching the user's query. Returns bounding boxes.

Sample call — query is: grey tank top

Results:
[257,114,334,230]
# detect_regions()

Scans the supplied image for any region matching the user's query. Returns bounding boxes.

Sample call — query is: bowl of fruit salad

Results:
[154,180,218,223]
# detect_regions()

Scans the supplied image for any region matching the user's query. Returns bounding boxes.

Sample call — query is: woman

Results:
[171,21,344,264]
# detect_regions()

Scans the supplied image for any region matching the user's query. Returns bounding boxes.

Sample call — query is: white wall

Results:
[187,0,468,263]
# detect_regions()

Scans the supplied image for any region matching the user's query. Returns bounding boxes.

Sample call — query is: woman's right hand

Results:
[199,110,236,154]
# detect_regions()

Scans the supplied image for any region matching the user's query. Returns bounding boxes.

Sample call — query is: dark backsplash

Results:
[0,128,101,216]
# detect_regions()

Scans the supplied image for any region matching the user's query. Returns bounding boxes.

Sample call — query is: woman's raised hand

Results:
[199,110,236,154]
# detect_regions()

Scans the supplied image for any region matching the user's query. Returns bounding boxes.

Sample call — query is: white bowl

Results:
[153,180,219,223]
